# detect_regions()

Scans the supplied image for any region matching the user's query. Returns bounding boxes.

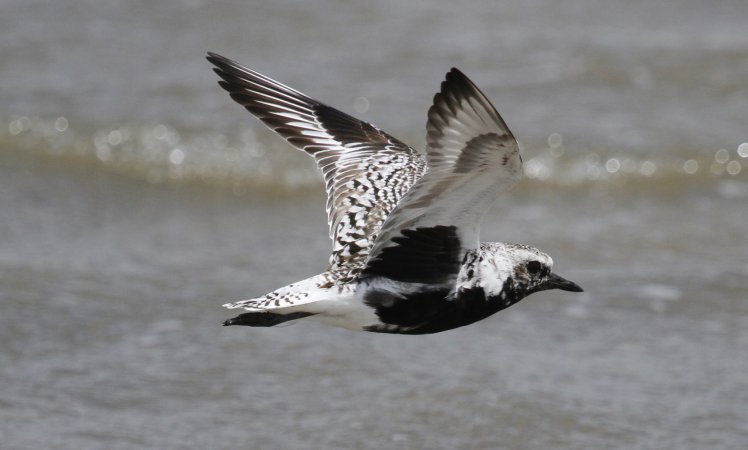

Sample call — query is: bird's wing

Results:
[208,53,426,272]
[362,68,522,284]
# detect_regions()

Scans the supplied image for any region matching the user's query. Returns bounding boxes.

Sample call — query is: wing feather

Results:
[363,68,522,283]
[207,53,426,274]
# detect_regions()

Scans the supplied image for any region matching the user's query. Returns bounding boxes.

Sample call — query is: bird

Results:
[207,52,583,335]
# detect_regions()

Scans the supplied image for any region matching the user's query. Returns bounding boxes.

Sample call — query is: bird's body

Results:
[207,53,583,334]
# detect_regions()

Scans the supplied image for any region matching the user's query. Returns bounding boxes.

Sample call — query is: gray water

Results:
[2,0,748,449]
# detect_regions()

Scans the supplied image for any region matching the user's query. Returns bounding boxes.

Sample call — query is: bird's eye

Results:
[526,261,542,274]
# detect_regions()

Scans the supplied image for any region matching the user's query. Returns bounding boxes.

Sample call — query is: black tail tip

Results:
[222,311,316,328]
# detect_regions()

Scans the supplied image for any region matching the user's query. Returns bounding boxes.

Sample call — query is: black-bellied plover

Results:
[207,52,583,334]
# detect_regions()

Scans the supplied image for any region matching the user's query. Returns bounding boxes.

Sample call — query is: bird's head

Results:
[477,243,583,302]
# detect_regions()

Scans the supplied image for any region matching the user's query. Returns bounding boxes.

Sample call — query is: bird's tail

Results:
[221,273,334,327]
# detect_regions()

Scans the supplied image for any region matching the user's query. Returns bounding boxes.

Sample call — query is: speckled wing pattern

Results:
[208,53,426,278]
[364,68,522,282]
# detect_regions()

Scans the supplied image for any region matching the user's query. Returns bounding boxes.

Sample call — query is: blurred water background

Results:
[1,0,747,448]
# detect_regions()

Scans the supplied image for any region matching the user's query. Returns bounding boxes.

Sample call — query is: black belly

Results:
[364,287,514,335]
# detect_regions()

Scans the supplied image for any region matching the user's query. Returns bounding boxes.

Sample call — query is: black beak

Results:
[543,272,584,292]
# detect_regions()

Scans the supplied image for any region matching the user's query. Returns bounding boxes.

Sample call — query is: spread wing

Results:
[362,68,522,284]
[207,53,426,273]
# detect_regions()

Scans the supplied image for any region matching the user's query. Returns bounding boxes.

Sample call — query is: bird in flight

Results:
[207,52,582,335]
